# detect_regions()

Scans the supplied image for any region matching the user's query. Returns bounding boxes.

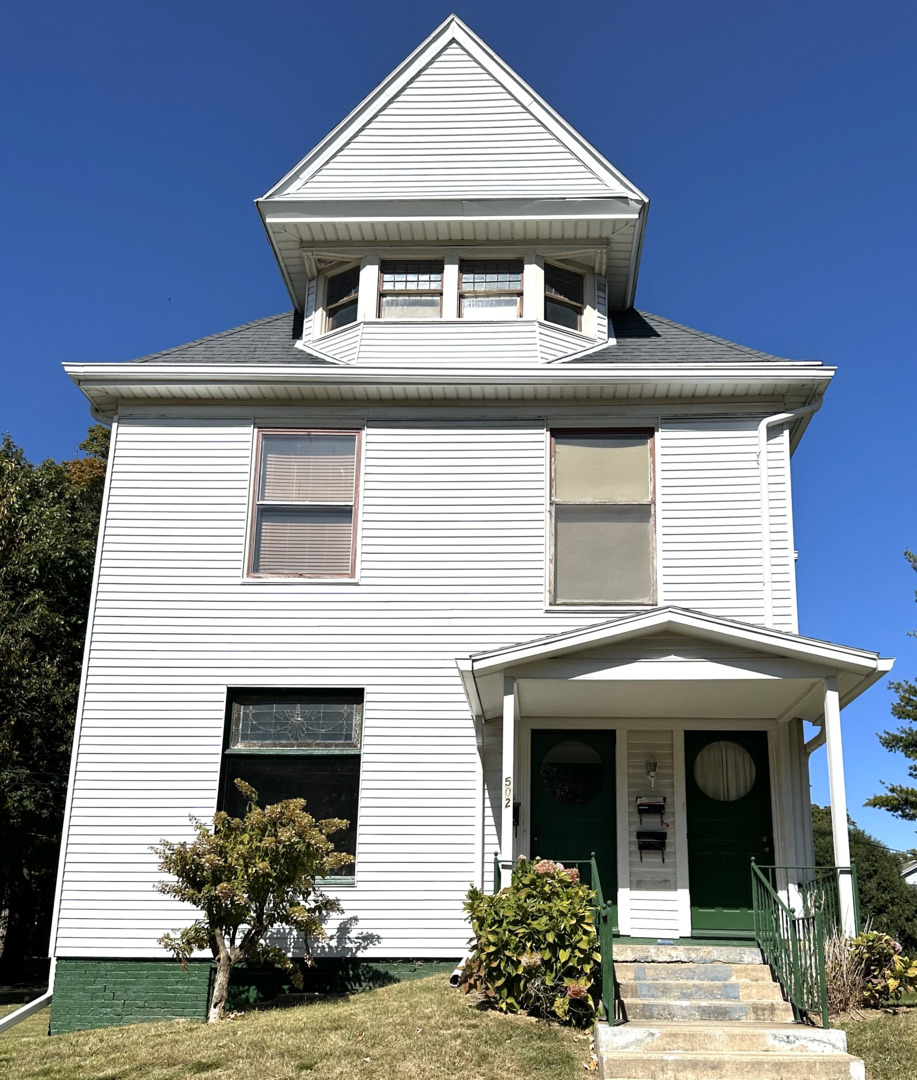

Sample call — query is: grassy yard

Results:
[839,1006,917,1080]
[0,975,586,1080]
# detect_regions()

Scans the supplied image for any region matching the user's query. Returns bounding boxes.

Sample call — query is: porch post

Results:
[824,676,857,935]
[500,676,516,888]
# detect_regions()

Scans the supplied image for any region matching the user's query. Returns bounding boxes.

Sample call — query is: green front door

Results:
[685,730,774,935]
[530,730,617,921]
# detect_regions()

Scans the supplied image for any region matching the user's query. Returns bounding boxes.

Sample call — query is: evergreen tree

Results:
[0,427,108,972]
[866,550,917,822]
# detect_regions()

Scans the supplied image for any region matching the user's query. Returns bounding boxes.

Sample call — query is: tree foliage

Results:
[0,426,109,969]
[865,550,917,823]
[154,779,353,1022]
[812,805,917,953]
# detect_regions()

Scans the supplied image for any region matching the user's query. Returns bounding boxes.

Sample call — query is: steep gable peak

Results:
[262,16,645,203]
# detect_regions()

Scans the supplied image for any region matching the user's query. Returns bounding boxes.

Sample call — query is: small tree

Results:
[154,780,353,1022]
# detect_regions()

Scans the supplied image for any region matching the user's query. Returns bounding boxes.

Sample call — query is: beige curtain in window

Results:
[693,740,756,802]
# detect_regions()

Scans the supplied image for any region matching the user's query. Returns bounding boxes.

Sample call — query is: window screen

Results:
[552,431,654,604]
[222,691,363,877]
[251,431,358,576]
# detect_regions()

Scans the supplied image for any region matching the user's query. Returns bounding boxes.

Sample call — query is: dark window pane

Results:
[459,259,523,292]
[545,264,584,306]
[545,296,580,330]
[222,755,360,875]
[328,298,357,330]
[380,261,443,290]
[327,267,360,308]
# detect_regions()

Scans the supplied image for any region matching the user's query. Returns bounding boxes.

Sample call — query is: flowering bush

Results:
[460,857,600,1026]
[849,930,917,1007]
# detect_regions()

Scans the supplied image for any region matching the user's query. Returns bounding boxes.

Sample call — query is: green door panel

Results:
[530,729,617,924]
[685,730,774,935]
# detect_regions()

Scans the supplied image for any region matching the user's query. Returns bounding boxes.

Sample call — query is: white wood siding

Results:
[292,42,620,201]
[657,417,795,632]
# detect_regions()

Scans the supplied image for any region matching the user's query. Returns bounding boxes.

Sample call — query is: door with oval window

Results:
[530,730,616,924]
[685,730,774,935]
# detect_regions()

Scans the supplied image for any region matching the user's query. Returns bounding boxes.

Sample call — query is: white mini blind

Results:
[253,432,358,576]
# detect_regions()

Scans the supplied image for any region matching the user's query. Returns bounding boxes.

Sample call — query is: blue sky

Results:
[3,1,916,851]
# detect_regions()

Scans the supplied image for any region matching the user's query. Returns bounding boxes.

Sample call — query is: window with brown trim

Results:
[544,264,584,331]
[250,430,360,577]
[459,259,523,319]
[326,266,360,330]
[551,430,655,604]
[379,260,443,319]
[221,689,363,879]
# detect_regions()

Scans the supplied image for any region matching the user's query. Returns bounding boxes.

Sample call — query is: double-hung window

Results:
[551,430,655,604]
[326,266,360,330]
[379,260,443,318]
[250,430,360,577]
[459,259,523,319]
[544,263,585,330]
[221,690,363,879]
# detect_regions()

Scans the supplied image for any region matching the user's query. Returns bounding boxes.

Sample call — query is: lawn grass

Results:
[839,1006,917,1080]
[0,975,585,1080]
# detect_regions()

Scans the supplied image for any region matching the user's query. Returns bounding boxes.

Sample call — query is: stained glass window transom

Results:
[230,696,362,749]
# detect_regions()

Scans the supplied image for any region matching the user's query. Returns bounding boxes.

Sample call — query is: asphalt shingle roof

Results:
[128,309,801,365]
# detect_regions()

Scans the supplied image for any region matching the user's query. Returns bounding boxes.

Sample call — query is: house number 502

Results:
[504,776,512,808]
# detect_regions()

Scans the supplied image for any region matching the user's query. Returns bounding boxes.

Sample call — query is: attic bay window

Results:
[221,690,363,878]
[544,263,585,331]
[551,430,655,605]
[459,259,523,319]
[379,260,443,318]
[250,430,360,577]
[326,266,360,330]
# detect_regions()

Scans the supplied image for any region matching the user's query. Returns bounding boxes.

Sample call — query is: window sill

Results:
[317,877,356,888]
[240,576,362,586]
[544,602,657,614]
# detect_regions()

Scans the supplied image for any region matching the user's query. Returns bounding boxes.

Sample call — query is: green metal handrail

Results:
[751,861,858,1028]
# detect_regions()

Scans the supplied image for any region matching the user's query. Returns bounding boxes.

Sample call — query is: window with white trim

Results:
[551,430,655,604]
[221,689,362,879]
[459,259,523,319]
[250,430,360,577]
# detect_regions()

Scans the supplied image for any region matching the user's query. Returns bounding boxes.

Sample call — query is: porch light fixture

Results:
[645,756,658,790]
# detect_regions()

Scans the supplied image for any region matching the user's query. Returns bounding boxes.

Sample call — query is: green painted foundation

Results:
[50,957,457,1034]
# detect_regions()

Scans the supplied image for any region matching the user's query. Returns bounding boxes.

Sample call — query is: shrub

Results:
[460,858,600,1026]
[849,931,917,1007]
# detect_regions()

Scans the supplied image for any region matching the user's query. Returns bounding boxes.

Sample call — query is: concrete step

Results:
[616,962,776,983]
[622,999,796,1023]
[614,944,763,965]
[616,977,785,1002]
[596,1022,849,1056]
[598,1050,863,1080]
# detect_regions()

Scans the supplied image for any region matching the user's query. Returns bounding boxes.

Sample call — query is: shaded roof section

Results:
[128,308,804,366]
[565,310,795,365]
[130,312,333,366]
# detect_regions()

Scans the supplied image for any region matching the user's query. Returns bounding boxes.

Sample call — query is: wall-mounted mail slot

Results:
[636,796,666,821]
[637,830,667,862]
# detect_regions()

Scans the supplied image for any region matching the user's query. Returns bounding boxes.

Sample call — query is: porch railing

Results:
[492,852,622,1024]
[751,861,858,1028]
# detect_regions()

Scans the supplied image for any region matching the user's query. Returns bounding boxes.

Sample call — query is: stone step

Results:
[615,962,776,983]
[596,1022,849,1056]
[622,999,796,1023]
[614,944,763,965]
[598,1050,863,1080]
[616,977,785,1002]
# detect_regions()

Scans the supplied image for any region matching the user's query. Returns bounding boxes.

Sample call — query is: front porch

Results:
[458,607,892,940]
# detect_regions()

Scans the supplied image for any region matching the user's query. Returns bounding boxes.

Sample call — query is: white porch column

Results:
[500,676,516,888]
[824,676,857,935]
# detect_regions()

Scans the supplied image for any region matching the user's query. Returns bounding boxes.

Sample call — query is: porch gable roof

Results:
[456,606,893,723]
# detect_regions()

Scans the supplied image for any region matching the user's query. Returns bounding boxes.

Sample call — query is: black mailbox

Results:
[637,830,667,862]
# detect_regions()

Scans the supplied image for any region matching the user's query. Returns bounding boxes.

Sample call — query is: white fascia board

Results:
[467,607,890,678]
[455,657,485,721]
[258,197,642,224]
[260,16,647,205]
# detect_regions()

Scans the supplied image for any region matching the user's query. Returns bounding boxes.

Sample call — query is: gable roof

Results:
[262,16,644,203]
[127,309,805,366]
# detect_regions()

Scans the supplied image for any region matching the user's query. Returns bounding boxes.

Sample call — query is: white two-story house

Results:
[47,15,891,1033]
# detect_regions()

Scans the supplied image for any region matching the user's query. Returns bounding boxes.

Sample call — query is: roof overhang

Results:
[456,607,893,724]
[64,362,833,422]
